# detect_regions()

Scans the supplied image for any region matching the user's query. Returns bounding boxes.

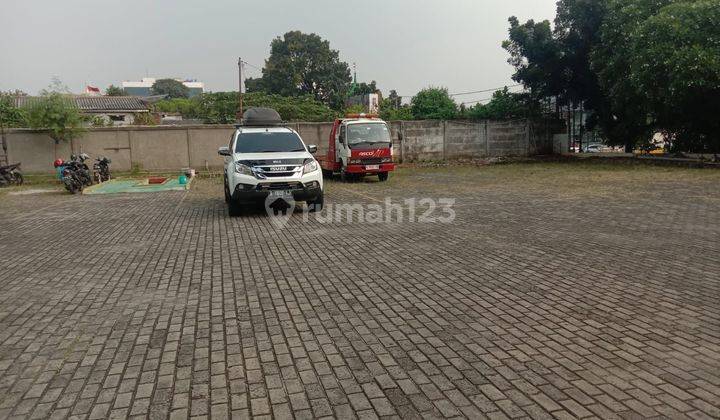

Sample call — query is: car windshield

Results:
[235,131,306,153]
[347,123,391,148]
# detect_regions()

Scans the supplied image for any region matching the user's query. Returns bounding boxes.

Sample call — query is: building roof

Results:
[16,96,150,112]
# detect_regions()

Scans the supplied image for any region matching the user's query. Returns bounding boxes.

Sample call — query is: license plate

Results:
[365,165,380,170]
[269,190,291,197]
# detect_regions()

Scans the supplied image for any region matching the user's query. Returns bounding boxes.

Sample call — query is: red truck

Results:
[318,114,395,182]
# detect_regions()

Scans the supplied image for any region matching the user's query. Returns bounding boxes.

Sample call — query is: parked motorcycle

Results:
[0,162,23,187]
[55,158,85,194]
[93,157,112,183]
[72,153,93,187]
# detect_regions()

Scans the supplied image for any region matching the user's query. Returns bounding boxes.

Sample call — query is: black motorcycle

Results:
[60,159,86,194]
[70,153,93,187]
[0,162,23,187]
[93,157,112,183]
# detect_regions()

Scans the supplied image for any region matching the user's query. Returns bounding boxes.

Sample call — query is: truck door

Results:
[337,125,346,164]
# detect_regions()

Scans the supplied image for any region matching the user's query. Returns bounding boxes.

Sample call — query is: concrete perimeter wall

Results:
[4,119,551,173]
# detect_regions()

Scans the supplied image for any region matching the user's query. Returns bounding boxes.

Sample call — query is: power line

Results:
[239,60,263,72]
[450,84,522,96]
[394,84,524,99]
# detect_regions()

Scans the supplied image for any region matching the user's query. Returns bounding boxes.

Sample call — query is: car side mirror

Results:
[307,145,318,154]
[218,146,231,156]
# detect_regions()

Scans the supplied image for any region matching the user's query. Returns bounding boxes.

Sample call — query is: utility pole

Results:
[237,57,243,121]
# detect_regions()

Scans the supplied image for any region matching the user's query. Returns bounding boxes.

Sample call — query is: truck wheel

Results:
[228,200,244,217]
[378,172,389,182]
[307,191,324,212]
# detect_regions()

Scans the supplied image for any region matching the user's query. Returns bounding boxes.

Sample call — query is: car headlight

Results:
[381,157,393,163]
[235,162,253,176]
[349,159,362,164]
[303,160,319,174]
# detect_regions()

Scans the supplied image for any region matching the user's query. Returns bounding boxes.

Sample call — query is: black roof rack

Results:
[236,107,285,128]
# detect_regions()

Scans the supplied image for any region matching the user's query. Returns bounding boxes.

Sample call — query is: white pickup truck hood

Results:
[232,151,313,162]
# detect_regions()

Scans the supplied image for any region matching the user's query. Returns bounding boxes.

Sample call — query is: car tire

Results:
[228,200,244,217]
[224,179,231,204]
[307,191,324,212]
[378,172,389,182]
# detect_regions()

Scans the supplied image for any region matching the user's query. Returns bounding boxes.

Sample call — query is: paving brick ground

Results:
[0,162,719,419]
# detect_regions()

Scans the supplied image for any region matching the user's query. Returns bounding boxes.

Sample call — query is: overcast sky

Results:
[0,0,556,104]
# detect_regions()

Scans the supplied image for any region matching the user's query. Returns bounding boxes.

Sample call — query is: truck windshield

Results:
[347,123,391,148]
[235,132,306,153]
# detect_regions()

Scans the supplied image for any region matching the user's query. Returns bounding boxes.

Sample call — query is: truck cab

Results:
[218,108,324,216]
[319,114,395,182]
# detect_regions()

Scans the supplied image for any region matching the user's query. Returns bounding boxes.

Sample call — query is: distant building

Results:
[121,77,204,97]
[16,96,151,126]
[346,93,381,114]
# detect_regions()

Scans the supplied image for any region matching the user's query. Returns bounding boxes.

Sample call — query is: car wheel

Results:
[224,179,231,204]
[228,200,244,217]
[378,172,389,182]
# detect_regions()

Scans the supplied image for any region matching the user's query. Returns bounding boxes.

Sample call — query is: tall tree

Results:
[411,88,457,120]
[151,79,189,98]
[592,0,670,151]
[626,0,720,153]
[250,31,352,110]
[26,93,86,145]
[502,17,564,102]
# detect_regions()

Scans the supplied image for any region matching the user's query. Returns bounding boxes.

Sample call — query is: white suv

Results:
[218,108,324,216]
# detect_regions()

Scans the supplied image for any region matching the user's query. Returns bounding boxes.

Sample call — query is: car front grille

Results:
[254,165,301,178]
[256,182,303,191]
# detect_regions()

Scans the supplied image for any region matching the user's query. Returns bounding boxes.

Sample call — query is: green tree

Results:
[105,85,125,96]
[250,31,352,109]
[344,104,366,115]
[467,88,528,120]
[27,92,86,145]
[379,94,413,121]
[0,92,28,128]
[591,0,670,151]
[350,80,378,96]
[411,88,457,120]
[502,17,564,102]
[627,0,720,153]
[164,92,339,124]
[151,79,189,98]
[154,98,200,117]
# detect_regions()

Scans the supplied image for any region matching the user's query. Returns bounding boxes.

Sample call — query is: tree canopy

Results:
[411,88,457,120]
[154,92,339,124]
[105,85,125,96]
[0,92,28,129]
[151,79,189,99]
[26,92,86,144]
[504,0,720,152]
[466,88,529,120]
[245,31,352,110]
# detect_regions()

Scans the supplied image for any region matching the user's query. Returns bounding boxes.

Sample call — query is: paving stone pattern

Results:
[0,167,718,419]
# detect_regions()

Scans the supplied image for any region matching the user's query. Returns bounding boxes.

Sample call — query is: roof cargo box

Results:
[239,107,284,127]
